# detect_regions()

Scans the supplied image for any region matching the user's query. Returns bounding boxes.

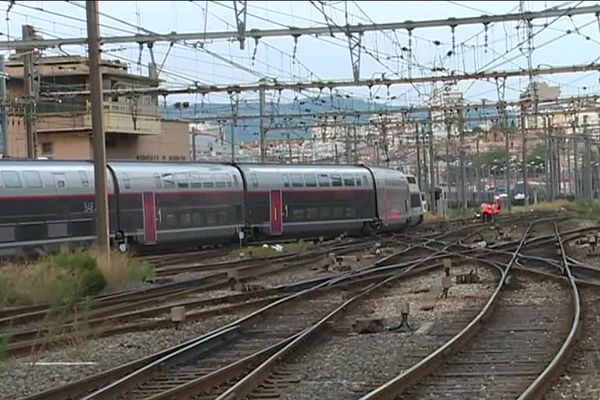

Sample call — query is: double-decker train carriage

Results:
[405,174,425,225]
[238,164,378,238]
[0,160,423,255]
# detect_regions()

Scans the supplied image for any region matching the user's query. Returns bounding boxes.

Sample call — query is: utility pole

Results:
[521,1,534,207]
[428,113,437,214]
[475,135,481,204]
[572,114,579,198]
[0,55,7,156]
[497,77,511,211]
[583,115,593,201]
[22,25,36,159]
[258,82,266,162]
[458,108,467,211]
[415,122,422,190]
[544,116,552,200]
[86,0,110,257]
[230,93,239,163]
[445,112,452,186]
[521,104,529,205]
[191,128,197,161]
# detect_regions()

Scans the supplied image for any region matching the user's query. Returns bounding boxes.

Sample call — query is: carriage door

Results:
[142,192,157,244]
[270,190,283,235]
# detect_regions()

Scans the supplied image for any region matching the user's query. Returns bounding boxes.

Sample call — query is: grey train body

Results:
[0,160,423,255]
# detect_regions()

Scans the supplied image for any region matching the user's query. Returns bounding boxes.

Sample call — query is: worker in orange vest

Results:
[480,202,491,222]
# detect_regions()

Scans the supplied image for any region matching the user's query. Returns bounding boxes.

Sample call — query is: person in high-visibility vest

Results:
[480,202,491,222]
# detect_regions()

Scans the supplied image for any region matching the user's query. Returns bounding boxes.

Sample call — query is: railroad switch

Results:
[389,301,413,332]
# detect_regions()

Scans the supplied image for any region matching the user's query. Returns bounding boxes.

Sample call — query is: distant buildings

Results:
[429,84,464,138]
[4,54,189,160]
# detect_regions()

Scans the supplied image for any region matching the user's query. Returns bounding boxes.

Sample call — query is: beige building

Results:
[4,55,189,161]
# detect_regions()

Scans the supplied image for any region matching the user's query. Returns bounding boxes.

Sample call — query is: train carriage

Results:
[0,160,422,254]
[0,160,109,255]
[109,162,245,247]
[235,164,379,238]
[366,166,411,230]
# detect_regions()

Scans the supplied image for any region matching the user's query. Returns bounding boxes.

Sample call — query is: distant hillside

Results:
[160,97,507,143]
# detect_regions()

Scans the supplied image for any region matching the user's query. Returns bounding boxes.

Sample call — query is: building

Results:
[429,84,464,138]
[4,54,189,160]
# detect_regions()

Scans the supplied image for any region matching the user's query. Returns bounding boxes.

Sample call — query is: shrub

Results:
[93,249,154,290]
[0,248,107,308]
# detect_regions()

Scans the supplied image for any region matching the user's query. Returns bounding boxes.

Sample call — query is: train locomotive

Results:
[0,160,423,255]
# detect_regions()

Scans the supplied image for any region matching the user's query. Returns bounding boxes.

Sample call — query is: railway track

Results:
[9,213,596,400]
[15,224,488,400]
[354,219,581,400]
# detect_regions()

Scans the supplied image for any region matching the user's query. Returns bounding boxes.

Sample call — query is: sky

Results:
[1,0,599,107]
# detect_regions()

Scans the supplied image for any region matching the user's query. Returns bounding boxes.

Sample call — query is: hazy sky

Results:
[1,1,599,106]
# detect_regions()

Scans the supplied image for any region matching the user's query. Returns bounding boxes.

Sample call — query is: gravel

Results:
[270,262,500,400]
[0,313,241,400]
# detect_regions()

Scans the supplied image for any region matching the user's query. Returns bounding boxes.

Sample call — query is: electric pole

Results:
[415,122,422,190]
[86,0,110,257]
[428,112,437,214]
[0,55,7,156]
[258,82,266,162]
[22,25,36,159]
[458,108,467,211]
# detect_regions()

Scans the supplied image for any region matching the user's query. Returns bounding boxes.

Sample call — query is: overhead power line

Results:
[39,62,600,97]
[1,4,599,49]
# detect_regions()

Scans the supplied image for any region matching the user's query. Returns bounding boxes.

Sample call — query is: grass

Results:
[425,199,586,223]
[0,248,154,308]
[231,240,315,259]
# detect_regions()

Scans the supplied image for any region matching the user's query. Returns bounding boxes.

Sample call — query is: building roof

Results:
[6,55,160,83]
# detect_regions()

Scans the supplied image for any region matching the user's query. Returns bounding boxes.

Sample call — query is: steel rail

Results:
[517,222,582,400]
[357,218,538,400]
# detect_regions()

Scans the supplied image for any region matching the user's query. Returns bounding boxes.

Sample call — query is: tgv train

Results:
[0,160,423,255]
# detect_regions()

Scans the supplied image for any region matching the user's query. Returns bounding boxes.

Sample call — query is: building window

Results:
[42,142,53,154]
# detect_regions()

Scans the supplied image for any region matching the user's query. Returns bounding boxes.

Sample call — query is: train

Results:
[0,160,423,255]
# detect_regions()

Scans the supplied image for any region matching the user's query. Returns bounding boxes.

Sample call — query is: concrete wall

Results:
[135,120,189,161]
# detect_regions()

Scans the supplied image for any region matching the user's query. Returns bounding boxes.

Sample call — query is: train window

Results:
[304,174,317,187]
[232,175,239,187]
[306,207,318,220]
[202,175,214,188]
[154,174,162,189]
[292,208,305,220]
[330,174,342,187]
[343,174,355,187]
[215,175,226,188]
[162,173,175,189]
[1,171,21,188]
[189,173,202,188]
[192,212,205,226]
[362,175,369,186]
[78,171,90,187]
[318,174,330,187]
[180,212,192,226]
[410,193,421,208]
[23,171,42,188]
[251,173,259,188]
[290,174,303,187]
[283,175,290,188]
[407,176,416,184]
[355,175,362,186]
[121,173,131,189]
[226,176,232,188]
[176,173,189,188]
